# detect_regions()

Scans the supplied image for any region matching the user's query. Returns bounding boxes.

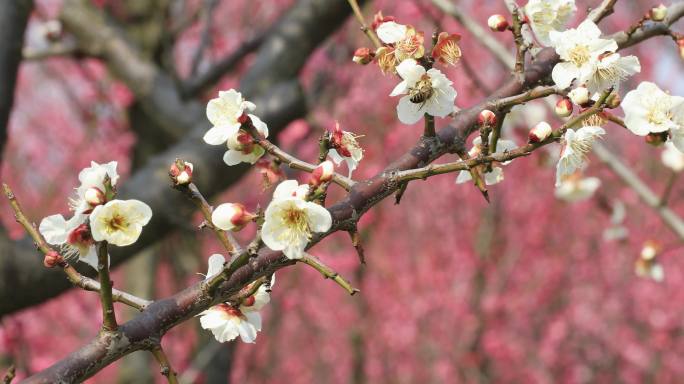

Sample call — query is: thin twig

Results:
[299,253,359,295]
[96,242,117,331]
[151,346,180,384]
[2,365,15,384]
[660,170,678,207]
[346,0,381,48]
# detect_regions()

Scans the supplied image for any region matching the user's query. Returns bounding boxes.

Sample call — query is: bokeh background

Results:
[2,0,684,383]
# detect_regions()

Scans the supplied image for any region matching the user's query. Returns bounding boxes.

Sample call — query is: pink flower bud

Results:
[44,250,64,268]
[487,15,509,32]
[242,295,256,307]
[169,160,194,185]
[352,47,375,65]
[310,160,335,186]
[555,97,573,117]
[477,109,497,127]
[568,86,590,106]
[84,187,106,206]
[650,4,668,22]
[528,122,553,143]
[212,203,255,231]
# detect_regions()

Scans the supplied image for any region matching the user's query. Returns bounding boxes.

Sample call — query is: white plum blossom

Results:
[456,137,517,186]
[549,20,618,89]
[199,254,273,343]
[390,59,457,124]
[261,180,332,260]
[211,203,254,231]
[584,52,640,94]
[622,82,684,140]
[328,123,363,177]
[524,0,576,46]
[555,126,605,186]
[203,89,256,146]
[554,175,601,202]
[71,161,119,214]
[222,115,269,166]
[39,213,98,268]
[376,21,407,44]
[662,142,684,172]
[90,199,152,247]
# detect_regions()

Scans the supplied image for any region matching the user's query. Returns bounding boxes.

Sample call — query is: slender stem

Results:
[423,114,435,137]
[509,6,527,78]
[661,170,679,206]
[96,242,117,331]
[346,0,382,48]
[299,253,359,295]
[151,346,179,384]
[2,365,15,384]
[183,182,242,255]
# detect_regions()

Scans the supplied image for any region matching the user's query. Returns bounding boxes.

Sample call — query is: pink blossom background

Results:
[2,0,684,383]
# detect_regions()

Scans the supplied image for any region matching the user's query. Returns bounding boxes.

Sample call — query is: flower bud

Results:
[606,91,622,109]
[310,161,335,186]
[43,250,64,268]
[650,4,668,22]
[555,97,573,117]
[242,295,256,307]
[352,47,375,65]
[211,203,255,231]
[43,20,63,42]
[488,15,509,32]
[678,38,684,60]
[641,240,661,260]
[478,109,497,127]
[568,86,590,106]
[528,122,553,143]
[84,187,106,206]
[169,160,194,185]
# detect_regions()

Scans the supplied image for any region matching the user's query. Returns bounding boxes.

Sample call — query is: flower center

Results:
[409,75,434,104]
[217,303,244,318]
[105,214,128,233]
[568,45,590,66]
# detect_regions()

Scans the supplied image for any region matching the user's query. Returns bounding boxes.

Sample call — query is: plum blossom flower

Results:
[554,174,601,202]
[39,213,98,268]
[203,89,256,146]
[71,161,119,214]
[622,82,684,140]
[90,199,152,247]
[376,21,406,44]
[431,32,461,66]
[261,180,332,260]
[328,122,363,177]
[555,126,605,186]
[549,20,618,89]
[390,59,457,124]
[222,115,269,166]
[199,254,273,343]
[376,21,425,62]
[584,52,640,94]
[456,137,517,186]
[662,142,684,172]
[524,0,576,46]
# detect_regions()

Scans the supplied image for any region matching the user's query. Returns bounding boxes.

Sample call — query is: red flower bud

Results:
[43,250,64,268]
[488,15,509,32]
[169,160,194,185]
[555,98,573,117]
[478,109,497,127]
[310,160,335,187]
[353,47,375,65]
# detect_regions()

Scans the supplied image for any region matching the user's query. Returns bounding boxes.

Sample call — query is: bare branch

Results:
[299,253,359,295]
[151,346,179,384]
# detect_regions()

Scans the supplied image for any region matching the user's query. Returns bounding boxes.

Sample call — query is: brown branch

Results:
[346,0,381,48]
[2,365,15,384]
[299,253,359,295]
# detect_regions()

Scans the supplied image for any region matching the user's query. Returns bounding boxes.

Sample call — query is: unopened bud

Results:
[528,121,553,143]
[84,187,106,206]
[310,161,335,186]
[477,109,497,127]
[487,14,509,32]
[169,160,194,185]
[211,203,255,231]
[650,4,668,22]
[555,97,573,117]
[606,92,622,109]
[645,132,668,146]
[568,86,590,106]
[352,47,375,65]
[641,240,661,260]
[678,39,684,60]
[43,250,64,268]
